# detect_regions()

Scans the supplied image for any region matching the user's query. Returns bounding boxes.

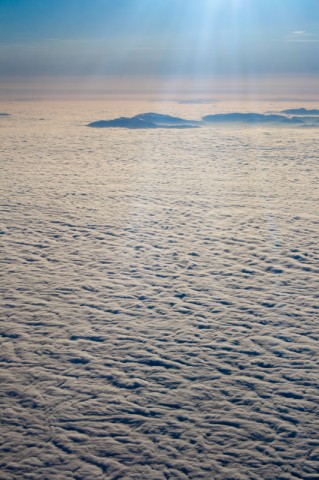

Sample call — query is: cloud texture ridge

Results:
[1,102,319,479]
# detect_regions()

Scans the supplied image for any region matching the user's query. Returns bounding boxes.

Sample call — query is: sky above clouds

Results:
[0,0,318,97]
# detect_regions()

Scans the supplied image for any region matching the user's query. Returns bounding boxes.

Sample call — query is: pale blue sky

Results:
[0,0,318,97]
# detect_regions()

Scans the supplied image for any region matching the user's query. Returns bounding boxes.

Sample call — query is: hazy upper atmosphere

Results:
[1,1,319,480]
[1,0,319,100]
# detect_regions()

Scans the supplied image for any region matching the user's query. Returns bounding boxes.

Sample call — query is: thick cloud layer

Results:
[1,102,319,479]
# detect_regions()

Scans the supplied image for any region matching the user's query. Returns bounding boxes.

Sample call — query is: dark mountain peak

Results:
[134,112,198,125]
[87,116,158,129]
[87,113,199,129]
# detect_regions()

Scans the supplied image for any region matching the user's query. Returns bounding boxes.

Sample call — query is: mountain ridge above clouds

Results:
[87,111,319,129]
[135,112,200,126]
[88,113,199,129]
[281,108,319,115]
[202,113,304,124]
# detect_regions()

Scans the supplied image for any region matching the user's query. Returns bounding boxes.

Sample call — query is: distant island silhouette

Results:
[87,111,319,129]
[202,113,304,124]
[88,113,199,129]
[281,108,319,115]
